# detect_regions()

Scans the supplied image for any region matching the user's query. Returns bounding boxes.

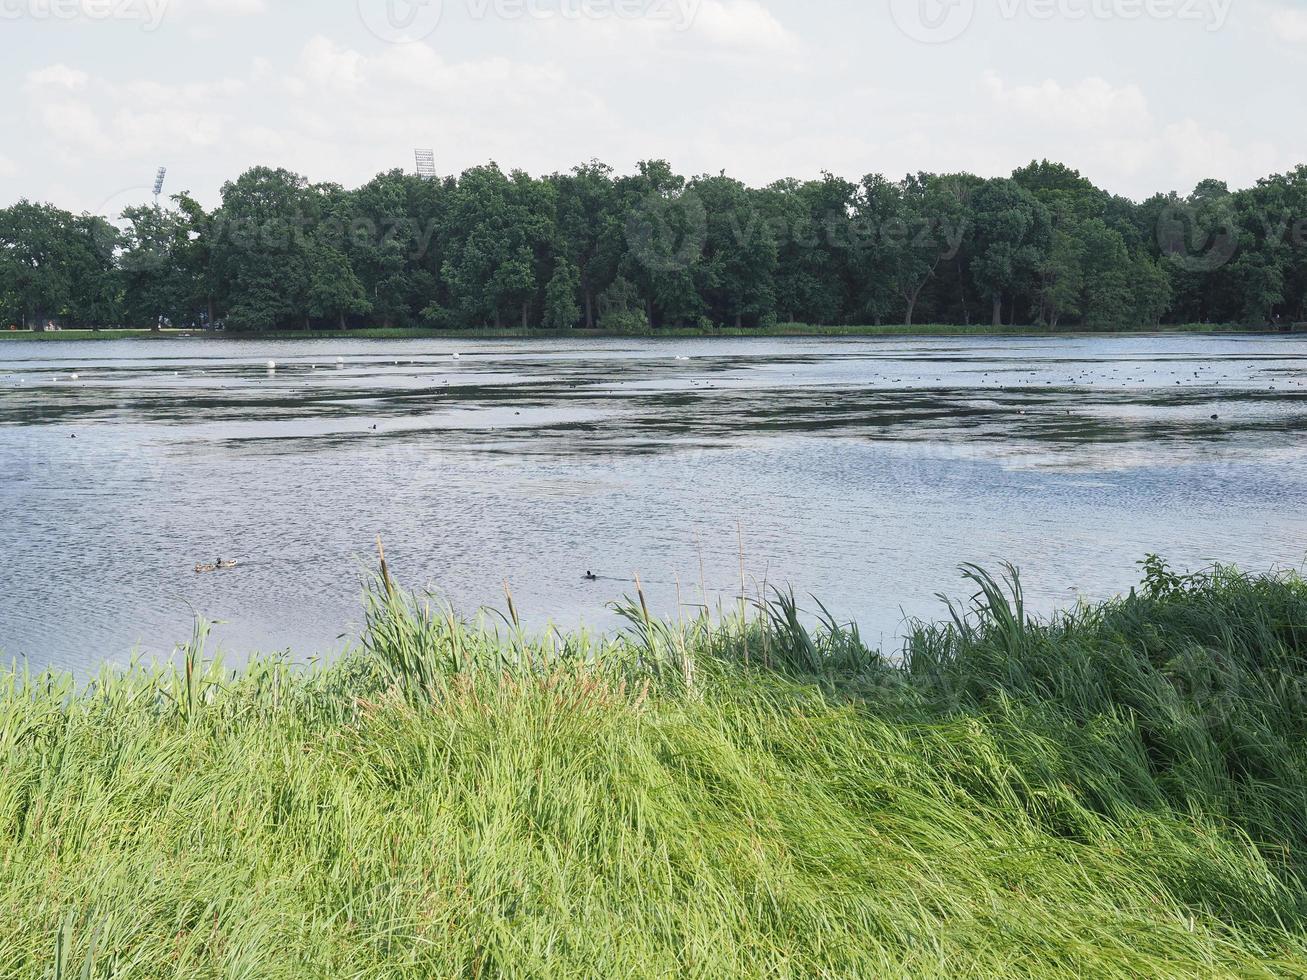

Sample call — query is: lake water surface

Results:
[2,333,1305,674]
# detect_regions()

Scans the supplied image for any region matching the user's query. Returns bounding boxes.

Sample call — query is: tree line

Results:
[2,158,1305,332]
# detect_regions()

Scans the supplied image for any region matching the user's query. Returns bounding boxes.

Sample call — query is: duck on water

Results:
[195,559,239,574]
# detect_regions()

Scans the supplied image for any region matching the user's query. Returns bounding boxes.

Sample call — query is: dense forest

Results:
[1,159,1304,332]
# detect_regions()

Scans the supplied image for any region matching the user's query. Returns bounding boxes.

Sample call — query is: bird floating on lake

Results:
[196,559,239,574]
[584,571,598,581]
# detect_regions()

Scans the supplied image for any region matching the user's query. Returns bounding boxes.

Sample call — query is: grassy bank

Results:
[0,328,188,342]
[3,560,1307,976]
[0,322,1275,342]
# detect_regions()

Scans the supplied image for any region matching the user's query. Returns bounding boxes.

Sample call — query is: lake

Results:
[1,333,1305,674]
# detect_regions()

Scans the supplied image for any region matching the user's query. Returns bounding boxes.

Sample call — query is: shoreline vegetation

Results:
[4,558,1307,975]
[0,321,1295,343]
[4,160,1307,340]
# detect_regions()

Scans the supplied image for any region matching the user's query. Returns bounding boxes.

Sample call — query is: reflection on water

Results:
[2,334,1305,673]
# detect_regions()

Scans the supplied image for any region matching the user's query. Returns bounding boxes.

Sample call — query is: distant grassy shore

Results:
[3,559,1307,976]
[0,322,1284,343]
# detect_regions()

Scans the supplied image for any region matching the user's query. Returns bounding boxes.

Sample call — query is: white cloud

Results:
[292,36,367,93]
[1270,8,1307,42]
[24,65,90,91]
[970,71,1285,196]
[22,64,238,162]
[689,0,799,51]
[981,72,1152,133]
[273,39,605,167]
[32,102,111,156]
[518,0,798,60]
[1160,119,1279,191]
[0,4,1301,211]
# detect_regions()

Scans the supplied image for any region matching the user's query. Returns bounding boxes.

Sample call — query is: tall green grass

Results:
[2,559,1305,977]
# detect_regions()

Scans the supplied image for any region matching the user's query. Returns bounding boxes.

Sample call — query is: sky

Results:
[2,0,1304,214]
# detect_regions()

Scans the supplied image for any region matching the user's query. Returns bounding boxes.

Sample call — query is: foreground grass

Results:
[3,561,1307,977]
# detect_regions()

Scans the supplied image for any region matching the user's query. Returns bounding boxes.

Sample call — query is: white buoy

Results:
[336,356,344,364]
[70,373,80,381]
[266,360,277,370]
[452,353,461,360]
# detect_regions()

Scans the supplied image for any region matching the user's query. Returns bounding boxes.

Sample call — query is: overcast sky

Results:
[2,0,1303,214]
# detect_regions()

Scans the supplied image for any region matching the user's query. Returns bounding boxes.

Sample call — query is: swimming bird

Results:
[196,558,239,573]
[584,571,598,581]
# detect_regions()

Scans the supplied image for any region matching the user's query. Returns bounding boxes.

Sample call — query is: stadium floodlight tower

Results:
[152,166,167,204]
[414,149,436,179]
